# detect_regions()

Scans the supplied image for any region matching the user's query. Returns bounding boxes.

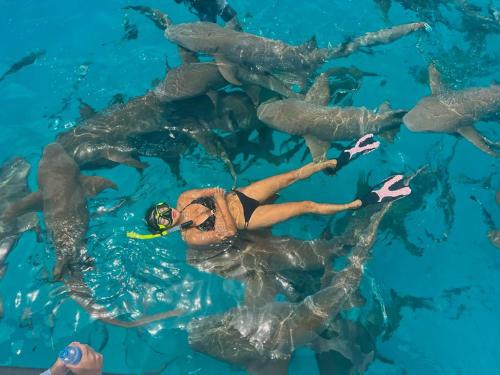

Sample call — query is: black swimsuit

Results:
[186,196,217,232]
[232,190,260,229]
[186,191,260,231]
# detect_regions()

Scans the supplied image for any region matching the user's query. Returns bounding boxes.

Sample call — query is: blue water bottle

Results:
[58,345,82,365]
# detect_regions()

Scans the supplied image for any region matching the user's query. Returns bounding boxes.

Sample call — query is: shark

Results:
[3,144,182,327]
[0,50,46,83]
[403,64,500,157]
[0,157,40,319]
[257,69,406,161]
[188,203,391,374]
[0,158,40,272]
[55,87,240,182]
[162,12,428,82]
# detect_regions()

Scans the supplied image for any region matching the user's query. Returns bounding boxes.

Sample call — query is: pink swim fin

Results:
[336,133,380,171]
[361,174,412,206]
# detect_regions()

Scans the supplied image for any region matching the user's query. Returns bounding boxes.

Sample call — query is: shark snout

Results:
[256,99,280,123]
[43,143,66,158]
[402,111,419,131]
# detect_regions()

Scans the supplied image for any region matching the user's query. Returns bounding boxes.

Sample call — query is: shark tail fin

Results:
[67,280,185,328]
[97,309,185,328]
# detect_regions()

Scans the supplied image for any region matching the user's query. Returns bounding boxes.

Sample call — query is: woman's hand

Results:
[213,187,226,198]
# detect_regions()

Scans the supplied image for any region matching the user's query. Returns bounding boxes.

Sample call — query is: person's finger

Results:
[78,343,91,359]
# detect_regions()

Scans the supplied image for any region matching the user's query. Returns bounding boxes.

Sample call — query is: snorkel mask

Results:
[126,202,182,240]
[152,202,174,229]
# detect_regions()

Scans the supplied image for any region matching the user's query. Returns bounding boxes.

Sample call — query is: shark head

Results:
[42,142,66,159]
[165,22,224,54]
[256,99,286,131]
[403,96,453,133]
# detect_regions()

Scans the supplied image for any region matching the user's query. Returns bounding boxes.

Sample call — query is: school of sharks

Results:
[0,0,498,374]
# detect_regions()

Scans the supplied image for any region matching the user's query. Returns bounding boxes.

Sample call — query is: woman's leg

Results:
[238,159,338,203]
[245,199,362,230]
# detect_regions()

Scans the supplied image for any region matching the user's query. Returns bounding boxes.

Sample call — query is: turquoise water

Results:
[0,0,499,374]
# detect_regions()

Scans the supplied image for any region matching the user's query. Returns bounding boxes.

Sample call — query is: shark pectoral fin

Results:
[483,135,500,149]
[3,192,43,221]
[457,126,499,157]
[205,89,219,106]
[304,135,330,162]
[106,151,148,170]
[428,64,448,95]
[80,176,118,197]
[215,57,242,85]
[242,84,262,106]
[178,46,199,64]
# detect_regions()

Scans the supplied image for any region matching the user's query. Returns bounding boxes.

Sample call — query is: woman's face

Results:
[157,206,181,228]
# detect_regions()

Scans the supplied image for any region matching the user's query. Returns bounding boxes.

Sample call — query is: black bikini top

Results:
[185,196,216,232]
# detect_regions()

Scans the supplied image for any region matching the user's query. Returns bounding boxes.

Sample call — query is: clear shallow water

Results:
[0,0,499,374]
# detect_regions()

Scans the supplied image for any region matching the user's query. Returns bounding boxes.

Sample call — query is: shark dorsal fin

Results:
[78,99,97,121]
[300,35,318,51]
[428,64,447,95]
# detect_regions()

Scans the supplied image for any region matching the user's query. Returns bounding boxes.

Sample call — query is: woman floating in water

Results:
[128,134,411,246]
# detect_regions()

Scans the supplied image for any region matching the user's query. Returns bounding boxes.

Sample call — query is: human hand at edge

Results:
[65,342,103,375]
[49,358,68,375]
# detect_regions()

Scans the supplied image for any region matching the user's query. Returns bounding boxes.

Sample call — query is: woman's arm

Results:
[182,189,237,246]
[177,188,218,210]
[182,223,235,246]
[212,188,237,235]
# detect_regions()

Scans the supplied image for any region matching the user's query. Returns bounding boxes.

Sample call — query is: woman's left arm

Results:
[213,188,237,237]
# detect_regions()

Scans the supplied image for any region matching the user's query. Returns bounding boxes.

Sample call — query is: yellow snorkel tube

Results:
[126,230,168,240]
